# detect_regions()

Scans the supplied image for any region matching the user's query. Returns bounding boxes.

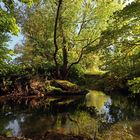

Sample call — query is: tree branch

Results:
[68,37,100,71]
[77,14,86,36]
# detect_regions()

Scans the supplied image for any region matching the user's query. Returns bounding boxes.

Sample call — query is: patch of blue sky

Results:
[8,33,24,50]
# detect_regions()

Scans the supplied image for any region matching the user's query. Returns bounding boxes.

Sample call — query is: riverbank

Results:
[0,78,88,107]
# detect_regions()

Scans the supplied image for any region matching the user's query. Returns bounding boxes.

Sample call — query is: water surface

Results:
[0,90,140,139]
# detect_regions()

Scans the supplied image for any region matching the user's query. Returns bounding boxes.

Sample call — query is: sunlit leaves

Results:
[0,9,19,35]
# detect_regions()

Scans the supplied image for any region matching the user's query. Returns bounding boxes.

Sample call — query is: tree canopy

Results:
[98,0,140,94]
[14,0,124,79]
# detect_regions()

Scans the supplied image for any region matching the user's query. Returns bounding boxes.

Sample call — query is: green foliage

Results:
[0,0,37,35]
[0,10,19,35]
[0,33,14,75]
[97,0,140,93]
[0,0,37,81]
[128,77,140,94]
[69,65,85,85]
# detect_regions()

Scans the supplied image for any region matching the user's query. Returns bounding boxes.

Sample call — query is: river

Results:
[0,90,140,139]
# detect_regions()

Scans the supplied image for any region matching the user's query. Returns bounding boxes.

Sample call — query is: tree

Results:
[15,0,123,79]
[0,0,41,76]
[98,0,140,93]
[0,0,37,35]
[53,0,123,79]
[0,33,12,75]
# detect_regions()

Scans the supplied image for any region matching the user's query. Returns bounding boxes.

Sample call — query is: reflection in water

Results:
[86,90,111,111]
[68,111,98,139]
[0,90,140,139]
[101,121,140,140]
[5,119,21,136]
[85,90,112,113]
[3,114,25,137]
[85,90,114,123]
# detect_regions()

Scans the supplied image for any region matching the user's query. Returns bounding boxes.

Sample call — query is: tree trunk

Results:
[53,0,62,79]
[59,15,68,79]
[62,40,68,79]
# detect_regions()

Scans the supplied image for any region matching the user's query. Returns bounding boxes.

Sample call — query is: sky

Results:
[8,33,24,50]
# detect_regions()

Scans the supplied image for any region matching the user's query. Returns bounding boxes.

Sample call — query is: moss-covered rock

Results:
[50,80,77,91]
[46,80,88,96]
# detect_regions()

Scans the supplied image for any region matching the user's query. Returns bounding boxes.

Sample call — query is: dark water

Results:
[0,90,140,140]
